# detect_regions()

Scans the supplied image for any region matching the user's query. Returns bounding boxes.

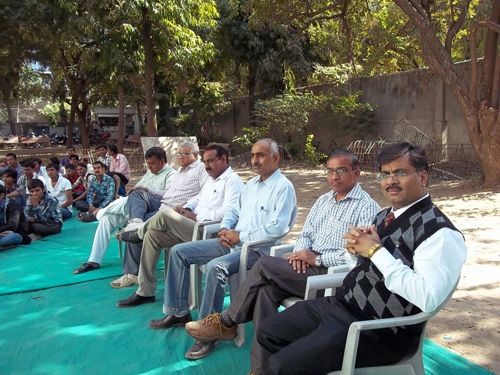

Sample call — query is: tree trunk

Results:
[141,5,157,136]
[68,97,77,147]
[76,102,90,150]
[117,84,125,152]
[135,100,144,133]
[5,99,17,135]
[248,60,258,122]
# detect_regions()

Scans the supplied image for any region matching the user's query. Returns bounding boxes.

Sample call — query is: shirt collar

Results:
[180,159,201,172]
[331,183,363,202]
[257,169,281,185]
[213,166,233,182]
[392,193,429,218]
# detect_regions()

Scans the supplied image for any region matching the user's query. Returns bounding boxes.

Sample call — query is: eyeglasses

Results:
[326,167,354,176]
[177,152,193,157]
[377,169,418,181]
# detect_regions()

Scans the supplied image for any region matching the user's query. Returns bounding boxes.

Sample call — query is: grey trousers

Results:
[226,255,327,375]
[133,208,196,297]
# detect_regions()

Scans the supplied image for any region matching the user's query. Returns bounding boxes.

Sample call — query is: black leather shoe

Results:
[149,313,192,329]
[185,340,216,360]
[117,293,155,308]
[73,262,100,274]
[116,229,141,243]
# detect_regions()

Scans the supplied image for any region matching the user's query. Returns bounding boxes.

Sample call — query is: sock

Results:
[220,310,235,327]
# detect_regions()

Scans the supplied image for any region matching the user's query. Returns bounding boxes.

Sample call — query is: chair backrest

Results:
[332,277,461,375]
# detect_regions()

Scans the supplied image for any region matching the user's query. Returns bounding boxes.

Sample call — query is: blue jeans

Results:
[0,231,23,247]
[126,189,161,219]
[61,207,72,220]
[164,238,263,319]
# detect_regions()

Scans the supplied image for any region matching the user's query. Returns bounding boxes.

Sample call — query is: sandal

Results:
[73,262,100,274]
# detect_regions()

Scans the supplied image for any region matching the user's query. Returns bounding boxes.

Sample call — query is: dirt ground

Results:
[235,164,499,374]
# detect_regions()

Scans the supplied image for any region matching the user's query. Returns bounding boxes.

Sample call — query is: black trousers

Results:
[258,297,406,375]
[29,222,62,237]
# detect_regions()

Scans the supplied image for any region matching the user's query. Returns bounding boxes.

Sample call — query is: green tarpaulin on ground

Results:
[0,217,493,374]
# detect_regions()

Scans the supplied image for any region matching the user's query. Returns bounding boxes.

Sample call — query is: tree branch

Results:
[445,0,472,53]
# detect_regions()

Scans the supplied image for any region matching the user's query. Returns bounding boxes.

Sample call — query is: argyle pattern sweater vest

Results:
[337,196,459,321]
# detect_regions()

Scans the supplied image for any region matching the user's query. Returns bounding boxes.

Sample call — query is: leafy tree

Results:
[392,0,500,185]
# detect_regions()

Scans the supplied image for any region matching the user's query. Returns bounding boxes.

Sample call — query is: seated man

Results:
[3,168,25,208]
[189,142,468,374]
[183,149,380,365]
[0,185,31,250]
[46,162,73,220]
[25,179,63,238]
[106,142,208,281]
[130,138,296,360]
[115,144,243,292]
[71,162,91,201]
[95,144,111,168]
[72,147,176,274]
[5,152,23,179]
[32,157,49,182]
[74,161,115,220]
[108,144,131,196]
[14,159,47,201]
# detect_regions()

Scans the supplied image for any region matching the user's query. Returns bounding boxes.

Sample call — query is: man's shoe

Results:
[110,274,138,288]
[185,340,216,360]
[115,229,141,243]
[117,293,155,308]
[185,313,237,342]
[73,262,100,274]
[149,313,192,330]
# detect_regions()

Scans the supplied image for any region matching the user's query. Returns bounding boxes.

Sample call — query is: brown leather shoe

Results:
[149,313,192,329]
[185,313,237,342]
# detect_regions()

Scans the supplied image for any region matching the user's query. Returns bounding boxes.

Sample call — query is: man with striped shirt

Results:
[185,149,380,371]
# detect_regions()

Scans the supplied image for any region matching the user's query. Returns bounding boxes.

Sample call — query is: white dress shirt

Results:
[371,194,467,313]
[184,167,244,222]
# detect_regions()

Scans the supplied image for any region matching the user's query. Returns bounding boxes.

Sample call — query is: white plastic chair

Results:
[292,271,460,375]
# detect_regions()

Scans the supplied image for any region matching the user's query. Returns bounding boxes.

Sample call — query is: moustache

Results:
[386,185,401,192]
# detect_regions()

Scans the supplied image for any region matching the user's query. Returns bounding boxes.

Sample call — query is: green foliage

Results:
[231,125,270,152]
[303,134,327,165]
[40,101,71,126]
[252,91,374,159]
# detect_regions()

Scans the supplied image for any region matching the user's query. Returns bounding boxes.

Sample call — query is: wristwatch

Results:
[314,255,322,267]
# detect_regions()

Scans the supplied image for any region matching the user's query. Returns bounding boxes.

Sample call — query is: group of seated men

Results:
[0,143,131,250]
[2,138,467,373]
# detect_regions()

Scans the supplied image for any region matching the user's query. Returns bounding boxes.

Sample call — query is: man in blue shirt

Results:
[74,161,115,221]
[118,138,297,360]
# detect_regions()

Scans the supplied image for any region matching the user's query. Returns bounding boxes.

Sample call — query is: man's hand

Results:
[219,230,240,248]
[89,204,95,212]
[0,230,13,237]
[27,217,35,223]
[181,211,197,221]
[287,250,318,273]
[29,195,40,207]
[344,224,381,258]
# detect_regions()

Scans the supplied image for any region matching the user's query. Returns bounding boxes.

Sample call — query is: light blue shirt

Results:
[221,169,297,243]
[294,183,380,267]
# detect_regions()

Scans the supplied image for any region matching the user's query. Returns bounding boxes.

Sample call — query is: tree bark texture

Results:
[117,84,125,152]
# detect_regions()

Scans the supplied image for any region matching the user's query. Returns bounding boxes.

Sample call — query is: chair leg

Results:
[234,324,245,347]
[119,239,123,259]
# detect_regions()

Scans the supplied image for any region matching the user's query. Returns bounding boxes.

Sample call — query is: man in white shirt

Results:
[137,138,297,361]
[73,147,176,274]
[233,142,467,374]
[115,144,244,292]
[46,162,73,220]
